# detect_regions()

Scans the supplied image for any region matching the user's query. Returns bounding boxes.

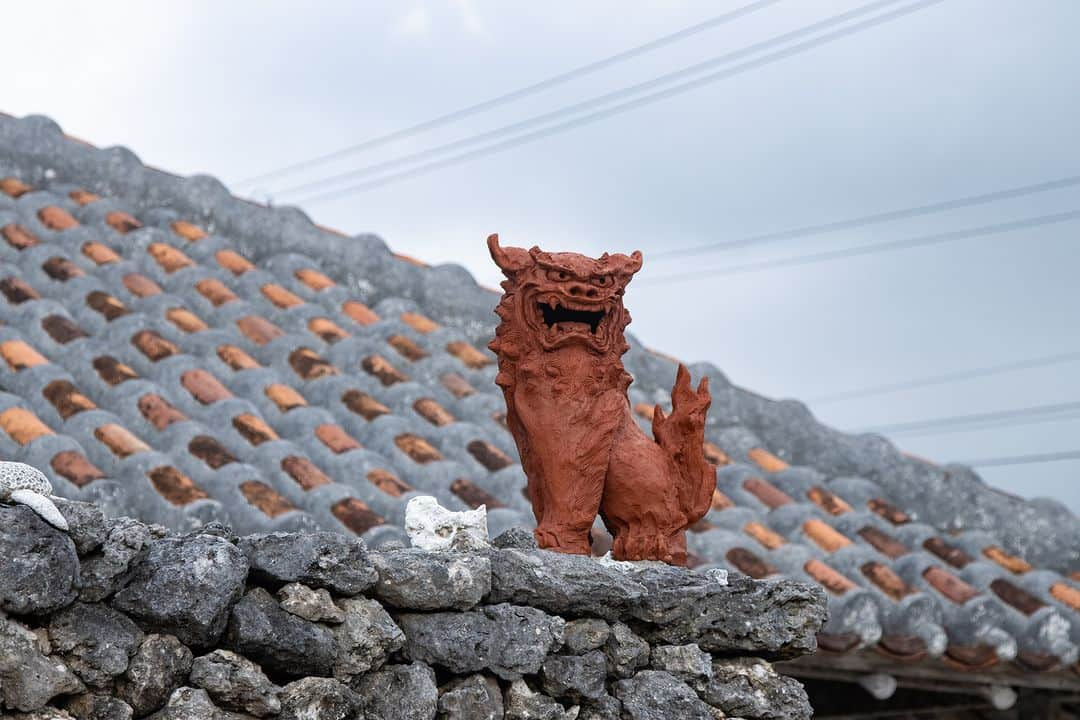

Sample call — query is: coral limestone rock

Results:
[404,495,489,552]
[0,461,69,531]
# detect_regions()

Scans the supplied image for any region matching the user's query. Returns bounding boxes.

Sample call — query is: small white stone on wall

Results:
[405,496,489,552]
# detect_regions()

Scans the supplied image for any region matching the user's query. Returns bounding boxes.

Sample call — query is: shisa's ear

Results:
[487,234,534,274]
[609,250,643,278]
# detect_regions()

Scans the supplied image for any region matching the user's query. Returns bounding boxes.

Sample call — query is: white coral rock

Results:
[404,495,488,552]
[0,461,69,531]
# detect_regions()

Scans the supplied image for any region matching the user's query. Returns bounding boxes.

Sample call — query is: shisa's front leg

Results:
[513,387,620,554]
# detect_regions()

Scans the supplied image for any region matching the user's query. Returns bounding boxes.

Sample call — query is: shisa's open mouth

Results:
[530,295,612,350]
[537,301,605,334]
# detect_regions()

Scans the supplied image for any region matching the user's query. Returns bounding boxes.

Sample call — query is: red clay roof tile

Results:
[122,273,163,297]
[239,480,297,518]
[229,414,277,446]
[93,356,138,385]
[171,220,207,242]
[0,407,54,445]
[147,465,208,506]
[743,476,793,509]
[395,434,443,464]
[314,424,361,454]
[387,334,429,362]
[340,389,389,420]
[367,468,412,497]
[295,268,335,291]
[265,383,307,412]
[361,354,408,386]
[105,211,142,234]
[451,478,506,509]
[281,455,331,490]
[2,223,40,250]
[137,393,186,430]
[51,450,105,488]
[38,206,79,230]
[181,369,233,404]
[341,300,379,326]
[331,497,385,534]
[467,440,513,471]
[1,340,48,371]
[413,398,454,426]
[42,379,96,419]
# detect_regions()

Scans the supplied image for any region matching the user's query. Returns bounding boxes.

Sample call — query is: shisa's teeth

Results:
[549,297,558,310]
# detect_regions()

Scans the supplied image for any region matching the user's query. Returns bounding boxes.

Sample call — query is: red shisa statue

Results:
[487,234,716,566]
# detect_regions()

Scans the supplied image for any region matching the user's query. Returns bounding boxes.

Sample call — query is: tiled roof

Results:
[1,113,1079,687]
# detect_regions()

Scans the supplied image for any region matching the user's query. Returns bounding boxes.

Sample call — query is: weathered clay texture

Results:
[488,236,715,565]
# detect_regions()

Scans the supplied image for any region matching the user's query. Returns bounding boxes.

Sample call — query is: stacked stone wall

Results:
[0,501,826,719]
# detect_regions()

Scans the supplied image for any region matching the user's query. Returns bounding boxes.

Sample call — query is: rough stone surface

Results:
[0,498,818,719]
[111,535,248,647]
[226,588,336,678]
[48,603,143,688]
[540,652,607,701]
[696,658,811,720]
[649,644,712,683]
[398,604,564,680]
[143,686,249,720]
[276,583,344,624]
[405,496,489,552]
[0,506,80,616]
[63,693,133,720]
[578,694,621,720]
[614,671,715,720]
[277,678,361,720]
[504,680,578,720]
[238,532,376,596]
[351,662,438,720]
[631,573,826,660]
[603,623,650,679]
[561,619,610,655]
[53,500,108,556]
[0,612,85,711]
[190,650,281,717]
[487,549,645,620]
[331,597,405,681]
[437,674,504,720]
[77,519,152,603]
[491,528,538,551]
[371,549,491,610]
[114,634,192,718]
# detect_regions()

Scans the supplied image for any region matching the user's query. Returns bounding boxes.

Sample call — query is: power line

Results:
[650,175,1080,261]
[273,0,914,198]
[288,0,945,203]
[855,400,1080,437]
[634,209,1080,285]
[958,450,1080,469]
[234,0,784,188]
[809,350,1080,404]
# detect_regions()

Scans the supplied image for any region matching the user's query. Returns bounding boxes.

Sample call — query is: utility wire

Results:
[650,174,1080,261]
[274,0,912,198]
[809,350,1080,404]
[635,209,1080,285]
[958,450,1080,469]
[289,0,945,203]
[855,400,1080,437]
[235,0,784,188]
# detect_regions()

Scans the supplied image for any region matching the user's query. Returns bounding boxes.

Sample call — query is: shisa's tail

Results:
[651,364,715,523]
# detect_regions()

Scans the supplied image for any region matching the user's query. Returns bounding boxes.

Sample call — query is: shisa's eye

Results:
[593,275,613,287]
[547,269,570,282]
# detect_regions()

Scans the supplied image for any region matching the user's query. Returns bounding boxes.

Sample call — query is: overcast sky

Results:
[6,0,1079,511]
